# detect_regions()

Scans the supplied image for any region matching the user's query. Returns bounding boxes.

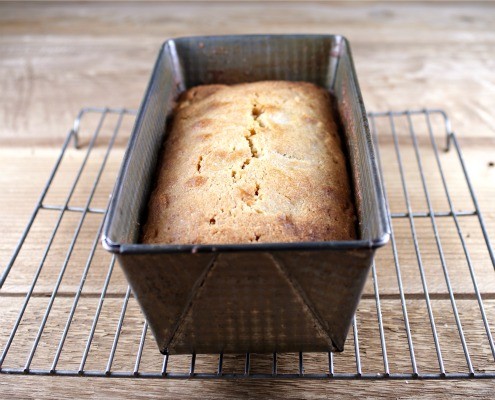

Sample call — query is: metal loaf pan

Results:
[102,35,390,354]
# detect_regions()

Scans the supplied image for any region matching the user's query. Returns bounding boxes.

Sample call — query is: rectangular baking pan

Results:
[102,35,390,354]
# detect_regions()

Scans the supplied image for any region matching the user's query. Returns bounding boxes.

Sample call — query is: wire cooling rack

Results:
[0,107,494,380]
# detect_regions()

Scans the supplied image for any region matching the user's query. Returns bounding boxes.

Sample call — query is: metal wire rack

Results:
[0,107,494,380]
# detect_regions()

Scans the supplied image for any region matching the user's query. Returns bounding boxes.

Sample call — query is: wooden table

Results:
[1,1,494,398]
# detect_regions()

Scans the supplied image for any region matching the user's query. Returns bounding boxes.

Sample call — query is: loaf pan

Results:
[102,35,390,354]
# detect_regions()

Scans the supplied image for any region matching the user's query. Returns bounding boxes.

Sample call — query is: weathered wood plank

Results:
[1,2,495,146]
[1,1,495,398]
[1,297,494,377]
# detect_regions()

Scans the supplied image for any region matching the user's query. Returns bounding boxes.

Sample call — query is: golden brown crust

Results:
[142,81,356,244]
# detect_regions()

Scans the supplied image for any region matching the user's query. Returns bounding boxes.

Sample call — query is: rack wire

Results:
[0,107,494,379]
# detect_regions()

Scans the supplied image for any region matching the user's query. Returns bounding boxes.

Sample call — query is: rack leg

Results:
[72,129,79,149]
[72,109,87,149]
[445,132,453,152]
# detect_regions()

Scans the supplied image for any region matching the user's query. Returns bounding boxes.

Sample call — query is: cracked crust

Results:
[142,81,356,244]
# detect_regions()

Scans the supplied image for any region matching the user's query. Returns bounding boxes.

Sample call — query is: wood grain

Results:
[1,1,495,398]
[1,375,495,400]
[1,1,495,146]
[1,296,494,375]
